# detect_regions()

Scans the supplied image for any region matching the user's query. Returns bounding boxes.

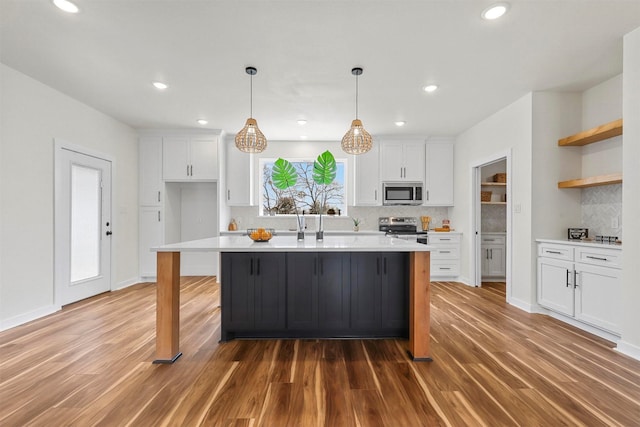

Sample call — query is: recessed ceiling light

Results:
[395,121,406,127]
[152,81,168,90]
[297,119,307,126]
[482,3,509,20]
[423,84,438,93]
[196,119,208,125]
[52,0,79,13]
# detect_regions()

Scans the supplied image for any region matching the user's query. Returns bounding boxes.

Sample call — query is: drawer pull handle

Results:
[586,255,607,261]
[440,250,451,254]
[546,250,562,254]
[484,238,495,242]
[566,269,570,287]
[440,267,451,270]
[440,238,451,241]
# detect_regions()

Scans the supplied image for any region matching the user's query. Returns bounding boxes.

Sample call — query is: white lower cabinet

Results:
[429,233,461,278]
[481,233,506,279]
[537,241,621,334]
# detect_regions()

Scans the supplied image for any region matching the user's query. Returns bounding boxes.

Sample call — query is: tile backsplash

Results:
[581,183,622,239]
[228,206,450,232]
[481,204,507,232]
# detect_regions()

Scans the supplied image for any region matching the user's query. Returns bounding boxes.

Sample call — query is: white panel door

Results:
[163,137,190,180]
[574,263,621,333]
[226,139,253,206]
[354,143,380,205]
[56,147,112,305]
[380,142,405,181]
[402,143,426,182]
[537,257,574,316]
[139,136,163,205]
[425,142,454,206]
[190,138,218,180]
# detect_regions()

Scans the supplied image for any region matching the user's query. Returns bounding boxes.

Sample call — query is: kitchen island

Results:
[153,235,434,363]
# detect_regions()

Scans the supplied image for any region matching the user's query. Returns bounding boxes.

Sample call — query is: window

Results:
[261,159,346,216]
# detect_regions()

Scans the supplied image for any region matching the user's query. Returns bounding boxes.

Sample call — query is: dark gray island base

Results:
[221,252,409,341]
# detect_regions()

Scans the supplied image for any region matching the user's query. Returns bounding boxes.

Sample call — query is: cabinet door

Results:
[226,140,253,206]
[318,253,350,329]
[350,253,381,329]
[380,142,405,181]
[381,252,408,329]
[221,253,255,331]
[537,257,574,316]
[402,143,426,182]
[482,245,505,277]
[139,137,163,206]
[190,138,218,180]
[574,263,621,333]
[162,137,190,180]
[424,142,453,206]
[254,253,286,330]
[287,253,318,329]
[139,207,163,277]
[354,144,380,206]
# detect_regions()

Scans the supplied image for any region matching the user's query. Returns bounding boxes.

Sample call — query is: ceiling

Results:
[2,1,640,141]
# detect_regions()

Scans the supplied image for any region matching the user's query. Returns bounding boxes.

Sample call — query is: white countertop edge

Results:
[154,235,435,253]
[536,238,622,250]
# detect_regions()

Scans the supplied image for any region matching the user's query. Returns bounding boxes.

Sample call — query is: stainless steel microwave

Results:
[382,182,423,206]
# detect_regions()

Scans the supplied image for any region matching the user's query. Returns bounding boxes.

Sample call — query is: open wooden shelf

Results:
[481,182,507,186]
[481,201,506,205]
[558,119,623,146]
[557,173,622,189]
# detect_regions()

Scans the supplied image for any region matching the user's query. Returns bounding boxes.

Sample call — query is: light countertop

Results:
[154,235,434,253]
[536,238,622,250]
[220,230,385,236]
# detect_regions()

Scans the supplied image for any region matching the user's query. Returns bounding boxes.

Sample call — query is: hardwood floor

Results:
[1,277,639,426]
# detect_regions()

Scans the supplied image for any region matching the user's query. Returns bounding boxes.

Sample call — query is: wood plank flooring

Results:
[1,277,639,426]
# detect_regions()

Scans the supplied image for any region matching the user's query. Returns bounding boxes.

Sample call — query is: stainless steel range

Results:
[378,217,428,243]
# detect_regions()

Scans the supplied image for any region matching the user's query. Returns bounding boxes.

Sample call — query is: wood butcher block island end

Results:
[153,235,433,364]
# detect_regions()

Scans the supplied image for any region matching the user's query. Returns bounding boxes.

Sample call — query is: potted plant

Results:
[312,150,337,241]
[352,217,361,232]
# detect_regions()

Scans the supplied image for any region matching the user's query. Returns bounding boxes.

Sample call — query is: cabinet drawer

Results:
[431,246,460,260]
[481,234,505,245]
[429,233,460,244]
[538,243,573,261]
[575,247,621,268]
[431,261,460,277]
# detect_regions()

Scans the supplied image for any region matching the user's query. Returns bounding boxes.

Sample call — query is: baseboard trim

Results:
[0,304,60,332]
[113,277,140,291]
[616,340,640,362]
[506,297,534,313]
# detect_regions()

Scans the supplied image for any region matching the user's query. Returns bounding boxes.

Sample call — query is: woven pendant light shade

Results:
[236,66,267,153]
[235,118,267,153]
[341,119,372,154]
[342,67,372,155]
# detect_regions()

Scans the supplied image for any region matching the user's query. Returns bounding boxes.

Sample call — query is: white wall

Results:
[619,27,640,359]
[0,64,139,329]
[452,94,534,307]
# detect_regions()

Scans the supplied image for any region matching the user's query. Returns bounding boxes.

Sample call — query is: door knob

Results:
[106,231,113,236]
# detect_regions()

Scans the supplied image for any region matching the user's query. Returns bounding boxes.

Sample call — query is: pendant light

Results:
[235,66,267,153]
[341,67,372,155]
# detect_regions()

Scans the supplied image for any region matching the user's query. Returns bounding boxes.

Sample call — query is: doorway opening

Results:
[55,141,113,307]
[471,150,512,302]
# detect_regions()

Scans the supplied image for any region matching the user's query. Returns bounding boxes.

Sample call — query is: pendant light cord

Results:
[355,73,359,120]
[250,73,253,118]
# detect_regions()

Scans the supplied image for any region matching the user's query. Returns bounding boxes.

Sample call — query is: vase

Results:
[353,226,359,232]
[297,215,305,241]
[316,214,323,241]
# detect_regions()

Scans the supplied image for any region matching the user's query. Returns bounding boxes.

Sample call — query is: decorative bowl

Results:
[247,228,275,242]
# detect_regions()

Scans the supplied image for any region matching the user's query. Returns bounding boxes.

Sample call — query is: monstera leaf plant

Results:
[271,157,303,231]
[312,150,337,236]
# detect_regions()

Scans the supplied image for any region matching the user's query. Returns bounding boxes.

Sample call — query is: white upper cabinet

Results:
[226,139,254,206]
[380,141,425,182]
[163,136,218,181]
[354,143,380,206]
[424,140,454,206]
[139,136,163,206]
